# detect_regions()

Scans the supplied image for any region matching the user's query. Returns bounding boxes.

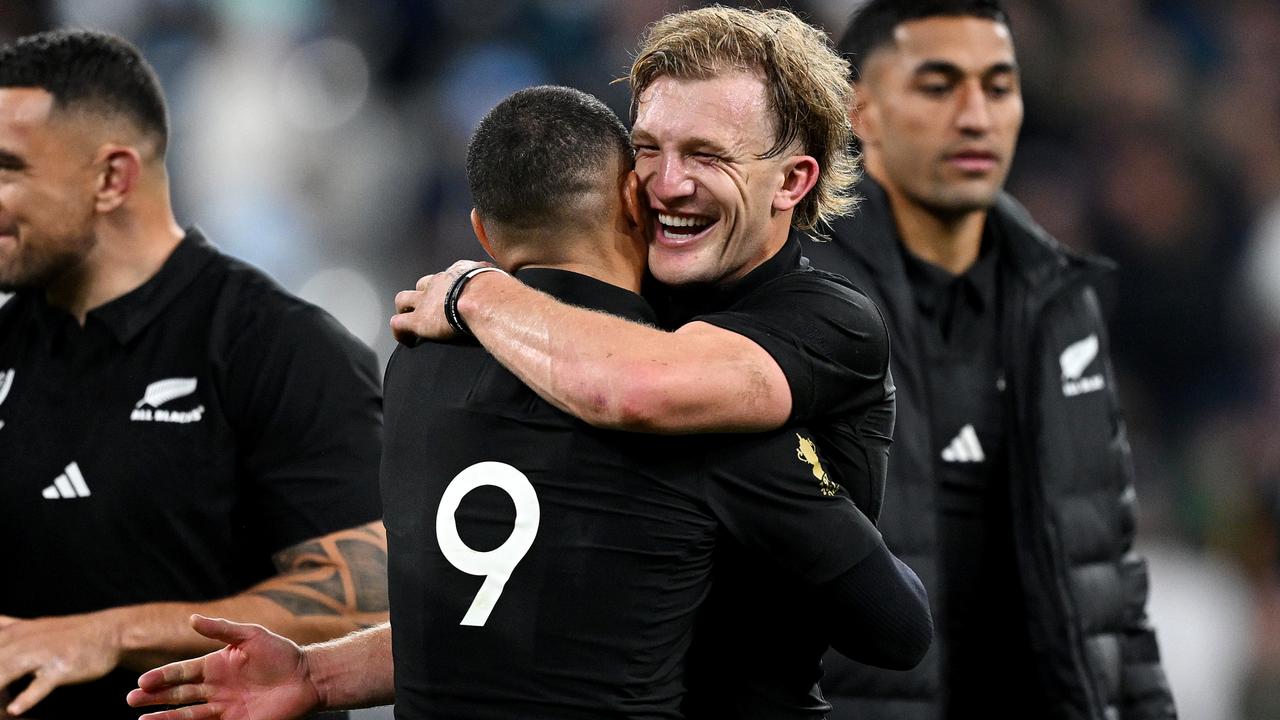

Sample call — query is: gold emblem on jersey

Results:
[796,433,839,497]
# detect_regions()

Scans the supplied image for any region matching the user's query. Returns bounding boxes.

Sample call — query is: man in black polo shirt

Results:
[798,1,1177,718]
[0,30,386,718]
[127,86,927,720]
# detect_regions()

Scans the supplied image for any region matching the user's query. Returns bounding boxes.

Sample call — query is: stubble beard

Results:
[0,230,96,294]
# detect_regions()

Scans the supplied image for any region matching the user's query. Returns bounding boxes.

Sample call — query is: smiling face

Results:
[0,87,98,293]
[631,72,810,287]
[856,15,1023,217]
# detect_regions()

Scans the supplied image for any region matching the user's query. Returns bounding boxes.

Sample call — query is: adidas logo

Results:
[42,462,91,499]
[941,424,985,463]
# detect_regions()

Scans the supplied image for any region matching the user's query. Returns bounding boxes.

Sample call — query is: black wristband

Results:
[444,266,507,336]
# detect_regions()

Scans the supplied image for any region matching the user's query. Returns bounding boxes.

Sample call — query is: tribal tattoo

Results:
[252,521,389,627]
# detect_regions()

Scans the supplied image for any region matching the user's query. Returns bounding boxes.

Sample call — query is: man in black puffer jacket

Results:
[801,1,1177,718]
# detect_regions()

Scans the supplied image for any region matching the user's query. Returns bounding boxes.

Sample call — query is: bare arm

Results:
[390,262,791,433]
[127,615,394,719]
[0,520,388,716]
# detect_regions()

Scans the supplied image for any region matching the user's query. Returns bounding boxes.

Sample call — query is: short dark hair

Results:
[0,29,169,153]
[466,86,632,230]
[838,0,1011,81]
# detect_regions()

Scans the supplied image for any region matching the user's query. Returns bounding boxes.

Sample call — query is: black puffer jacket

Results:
[801,178,1176,720]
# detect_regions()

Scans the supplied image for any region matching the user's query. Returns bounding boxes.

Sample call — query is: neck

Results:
[46,202,185,324]
[872,173,987,276]
[519,260,642,292]
[503,228,646,294]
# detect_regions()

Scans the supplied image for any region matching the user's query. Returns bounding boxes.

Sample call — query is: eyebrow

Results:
[0,149,27,171]
[630,130,731,155]
[913,59,1019,79]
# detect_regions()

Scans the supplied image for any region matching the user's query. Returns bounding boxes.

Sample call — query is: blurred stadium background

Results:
[2,1,1277,718]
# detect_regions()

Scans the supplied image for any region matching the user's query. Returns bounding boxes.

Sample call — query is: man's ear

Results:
[93,145,141,213]
[622,170,645,229]
[470,208,498,262]
[772,154,820,213]
[850,81,878,147]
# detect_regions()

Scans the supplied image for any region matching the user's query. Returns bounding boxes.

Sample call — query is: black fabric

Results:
[802,177,1176,720]
[654,238,910,719]
[820,544,933,667]
[660,236,896,523]
[901,233,1040,714]
[666,237,894,427]
[0,230,383,719]
[381,268,898,720]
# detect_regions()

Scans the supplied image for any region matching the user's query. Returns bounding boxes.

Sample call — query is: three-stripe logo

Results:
[42,462,91,499]
[940,424,985,464]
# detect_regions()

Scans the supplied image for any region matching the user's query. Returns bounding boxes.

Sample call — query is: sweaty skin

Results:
[389,72,821,434]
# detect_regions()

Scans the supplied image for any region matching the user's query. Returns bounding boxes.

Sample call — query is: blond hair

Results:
[630,6,858,230]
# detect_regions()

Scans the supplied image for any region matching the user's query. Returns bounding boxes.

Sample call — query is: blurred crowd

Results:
[3,0,1277,717]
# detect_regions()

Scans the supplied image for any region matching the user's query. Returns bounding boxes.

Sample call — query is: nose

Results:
[954,82,992,136]
[648,151,696,204]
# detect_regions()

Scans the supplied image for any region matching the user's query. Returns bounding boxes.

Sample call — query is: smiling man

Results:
[0,30,386,719]
[389,7,908,718]
[127,83,931,720]
[392,8,867,439]
[801,1,1177,718]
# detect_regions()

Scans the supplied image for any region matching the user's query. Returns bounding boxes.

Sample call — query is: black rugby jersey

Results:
[661,236,902,719]
[0,230,382,718]
[381,268,881,720]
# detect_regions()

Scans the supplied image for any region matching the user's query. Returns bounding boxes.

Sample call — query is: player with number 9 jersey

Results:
[381,268,912,720]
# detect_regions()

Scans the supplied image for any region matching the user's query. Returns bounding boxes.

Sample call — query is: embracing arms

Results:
[391,262,792,433]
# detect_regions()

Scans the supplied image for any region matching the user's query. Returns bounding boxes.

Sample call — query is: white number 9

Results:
[435,461,541,626]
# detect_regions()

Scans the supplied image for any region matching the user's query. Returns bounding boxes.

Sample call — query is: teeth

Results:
[658,213,711,229]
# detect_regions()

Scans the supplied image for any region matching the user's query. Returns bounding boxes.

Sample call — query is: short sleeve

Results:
[691,270,891,423]
[701,427,881,584]
[221,293,383,554]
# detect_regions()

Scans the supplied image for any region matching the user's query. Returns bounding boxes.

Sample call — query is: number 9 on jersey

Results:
[435,461,541,626]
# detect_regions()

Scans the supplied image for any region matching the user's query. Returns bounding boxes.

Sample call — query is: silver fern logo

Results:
[131,377,205,424]
[1059,335,1105,397]
[0,368,12,431]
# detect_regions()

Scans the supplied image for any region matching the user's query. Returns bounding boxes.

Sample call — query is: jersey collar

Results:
[658,235,805,323]
[514,268,657,325]
[87,227,219,345]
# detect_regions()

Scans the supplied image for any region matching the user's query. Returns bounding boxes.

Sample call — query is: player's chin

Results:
[647,251,717,287]
[931,183,1001,214]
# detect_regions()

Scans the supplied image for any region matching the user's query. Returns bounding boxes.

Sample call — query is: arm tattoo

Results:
[253,521,389,627]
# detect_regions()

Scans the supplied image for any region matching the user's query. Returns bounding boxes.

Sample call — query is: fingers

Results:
[389,313,422,348]
[139,702,224,720]
[0,655,35,700]
[189,615,260,646]
[415,274,434,292]
[128,681,211,708]
[394,289,421,315]
[7,670,57,717]
[136,656,204,691]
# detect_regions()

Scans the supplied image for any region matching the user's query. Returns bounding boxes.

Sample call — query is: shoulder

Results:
[991,192,1119,312]
[206,251,377,370]
[752,266,888,337]
[993,192,1113,274]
